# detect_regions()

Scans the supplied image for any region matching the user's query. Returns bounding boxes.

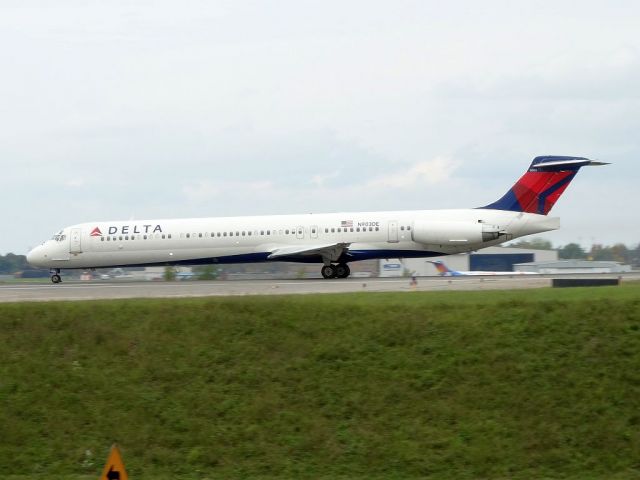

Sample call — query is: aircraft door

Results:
[69,228,83,253]
[296,226,305,239]
[310,225,318,239]
[388,221,399,243]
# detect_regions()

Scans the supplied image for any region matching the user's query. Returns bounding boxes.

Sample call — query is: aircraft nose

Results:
[27,246,45,267]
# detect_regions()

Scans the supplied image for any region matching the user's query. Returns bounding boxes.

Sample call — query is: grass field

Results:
[1,285,640,479]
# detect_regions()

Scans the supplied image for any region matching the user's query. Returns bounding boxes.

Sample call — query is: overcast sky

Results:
[1,1,638,254]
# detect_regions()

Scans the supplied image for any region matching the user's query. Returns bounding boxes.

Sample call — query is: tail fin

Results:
[481,156,608,215]
[429,260,460,276]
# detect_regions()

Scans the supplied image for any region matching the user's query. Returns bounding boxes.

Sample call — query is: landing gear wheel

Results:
[321,265,337,279]
[51,274,62,284]
[335,263,351,279]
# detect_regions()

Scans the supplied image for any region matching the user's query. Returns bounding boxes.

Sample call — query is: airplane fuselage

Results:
[27,208,559,272]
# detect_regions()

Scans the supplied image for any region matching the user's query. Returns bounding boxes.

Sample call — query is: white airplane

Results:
[427,260,538,276]
[27,156,607,283]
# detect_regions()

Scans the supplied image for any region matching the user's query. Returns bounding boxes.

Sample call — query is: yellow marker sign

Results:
[99,444,128,480]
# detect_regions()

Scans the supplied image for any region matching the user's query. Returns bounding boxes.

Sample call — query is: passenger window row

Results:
[324,227,380,233]
[101,234,171,242]
[97,224,411,242]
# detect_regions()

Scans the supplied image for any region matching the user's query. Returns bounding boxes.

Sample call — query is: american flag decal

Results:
[341,220,353,228]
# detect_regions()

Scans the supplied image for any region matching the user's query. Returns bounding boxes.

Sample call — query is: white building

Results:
[379,246,558,277]
[514,260,631,274]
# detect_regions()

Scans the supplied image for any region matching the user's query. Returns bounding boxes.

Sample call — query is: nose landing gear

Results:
[50,269,62,284]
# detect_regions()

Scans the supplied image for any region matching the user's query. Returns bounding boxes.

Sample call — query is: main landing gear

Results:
[50,269,62,284]
[321,263,351,279]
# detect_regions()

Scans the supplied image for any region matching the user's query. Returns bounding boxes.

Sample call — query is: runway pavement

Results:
[0,276,567,302]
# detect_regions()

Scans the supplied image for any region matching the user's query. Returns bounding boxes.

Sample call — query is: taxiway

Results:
[0,276,564,302]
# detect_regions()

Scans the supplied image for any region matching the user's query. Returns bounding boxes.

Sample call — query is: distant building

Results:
[380,246,558,277]
[514,260,632,274]
[379,260,406,277]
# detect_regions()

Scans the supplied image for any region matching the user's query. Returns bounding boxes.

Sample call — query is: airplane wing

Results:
[268,243,350,262]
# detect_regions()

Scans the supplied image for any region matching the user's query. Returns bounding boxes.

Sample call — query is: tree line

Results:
[0,253,32,275]
[510,239,640,265]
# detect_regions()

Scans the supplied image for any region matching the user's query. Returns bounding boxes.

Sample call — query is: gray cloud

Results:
[1,1,639,253]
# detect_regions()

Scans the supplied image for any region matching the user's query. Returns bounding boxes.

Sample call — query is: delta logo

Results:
[91,224,164,236]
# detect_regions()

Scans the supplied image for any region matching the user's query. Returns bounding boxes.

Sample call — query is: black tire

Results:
[321,265,337,279]
[51,274,62,284]
[335,263,350,278]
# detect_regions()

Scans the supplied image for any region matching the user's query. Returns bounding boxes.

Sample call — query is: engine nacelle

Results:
[412,221,502,246]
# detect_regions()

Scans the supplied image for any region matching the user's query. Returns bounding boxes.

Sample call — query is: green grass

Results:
[1,285,640,479]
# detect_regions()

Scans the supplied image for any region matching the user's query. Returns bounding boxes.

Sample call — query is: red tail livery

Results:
[482,156,608,215]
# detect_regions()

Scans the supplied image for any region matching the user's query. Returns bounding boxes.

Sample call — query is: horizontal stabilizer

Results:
[530,158,610,170]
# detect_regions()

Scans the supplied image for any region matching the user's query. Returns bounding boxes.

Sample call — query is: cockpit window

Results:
[51,232,67,242]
